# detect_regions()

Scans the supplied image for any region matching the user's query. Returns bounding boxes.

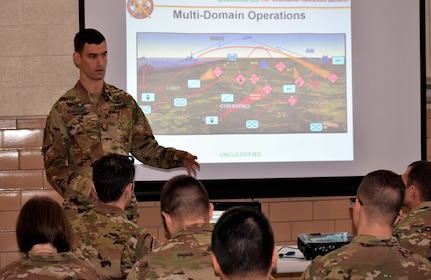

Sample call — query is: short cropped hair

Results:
[212,206,274,278]
[357,170,405,224]
[160,175,210,222]
[406,161,431,201]
[16,196,72,253]
[74,28,105,53]
[92,154,135,203]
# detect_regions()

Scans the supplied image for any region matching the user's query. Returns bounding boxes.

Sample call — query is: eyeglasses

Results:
[349,197,364,208]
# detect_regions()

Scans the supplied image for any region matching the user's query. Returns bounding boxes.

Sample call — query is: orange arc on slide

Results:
[198,46,332,79]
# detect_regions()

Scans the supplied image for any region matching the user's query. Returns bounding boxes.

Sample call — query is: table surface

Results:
[275,246,312,274]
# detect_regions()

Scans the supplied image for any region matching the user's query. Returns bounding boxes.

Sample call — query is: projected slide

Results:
[136,33,346,135]
[126,1,352,163]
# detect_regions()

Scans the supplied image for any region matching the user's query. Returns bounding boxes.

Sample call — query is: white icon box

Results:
[283,84,296,94]
[141,93,155,102]
[332,56,345,65]
[221,93,234,102]
[227,54,237,61]
[188,79,201,88]
[140,105,152,114]
[206,116,219,125]
[174,98,187,107]
[246,120,259,129]
[310,123,323,132]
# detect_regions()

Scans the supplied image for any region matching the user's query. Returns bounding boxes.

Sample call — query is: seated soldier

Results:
[301,170,431,279]
[0,196,98,279]
[393,161,431,260]
[128,175,219,280]
[211,205,277,280]
[70,154,156,279]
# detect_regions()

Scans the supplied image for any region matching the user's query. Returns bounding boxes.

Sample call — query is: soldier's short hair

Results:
[74,28,106,53]
[406,161,431,201]
[16,196,72,253]
[357,170,405,224]
[212,206,274,279]
[92,154,135,203]
[160,175,210,222]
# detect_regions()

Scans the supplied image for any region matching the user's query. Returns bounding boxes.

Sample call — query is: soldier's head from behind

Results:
[160,175,213,237]
[353,170,404,233]
[402,161,431,209]
[92,154,135,205]
[16,196,72,254]
[211,206,277,280]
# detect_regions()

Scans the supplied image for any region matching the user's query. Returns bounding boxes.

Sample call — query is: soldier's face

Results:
[74,41,108,82]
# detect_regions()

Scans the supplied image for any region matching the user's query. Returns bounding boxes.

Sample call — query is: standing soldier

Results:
[42,28,199,222]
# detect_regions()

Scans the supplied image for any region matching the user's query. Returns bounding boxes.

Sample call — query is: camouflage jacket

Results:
[0,251,99,280]
[393,201,431,260]
[300,235,431,280]
[42,81,187,212]
[69,204,157,280]
[127,223,219,280]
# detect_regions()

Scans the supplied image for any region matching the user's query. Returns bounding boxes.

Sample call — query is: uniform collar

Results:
[94,203,125,216]
[75,81,109,103]
[172,223,213,238]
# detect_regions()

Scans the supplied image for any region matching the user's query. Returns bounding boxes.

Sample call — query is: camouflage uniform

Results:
[69,204,157,280]
[42,82,189,221]
[0,251,99,280]
[393,201,431,260]
[127,223,219,280]
[300,235,431,280]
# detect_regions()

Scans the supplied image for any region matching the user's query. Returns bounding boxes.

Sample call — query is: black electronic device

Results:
[297,232,355,260]
[210,201,261,224]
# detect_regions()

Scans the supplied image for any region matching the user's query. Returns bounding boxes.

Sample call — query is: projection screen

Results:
[81,0,426,200]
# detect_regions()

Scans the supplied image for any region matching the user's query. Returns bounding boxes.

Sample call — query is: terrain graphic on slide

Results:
[136,33,347,135]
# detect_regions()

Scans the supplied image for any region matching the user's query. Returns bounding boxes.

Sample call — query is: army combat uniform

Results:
[127,223,219,280]
[393,201,431,260]
[42,82,189,221]
[0,251,99,280]
[69,204,156,280]
[300,235,431,280]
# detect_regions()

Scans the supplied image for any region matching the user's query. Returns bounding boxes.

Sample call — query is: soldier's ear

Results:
[73,52,81,67]
[393,209,403,226]
[125,182,133,194]
[271,246,278,268]
[162,211,173,234]
[211,253,222,276]
[208,203,214,222]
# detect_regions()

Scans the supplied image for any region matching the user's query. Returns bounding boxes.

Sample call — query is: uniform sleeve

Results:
[126,257,149,280]
[300,265,311,280]
[129,104,187,169]
[121,227,156,277]
[300,259,318,280]
[42,109,93,198]
[135,231,158,260]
